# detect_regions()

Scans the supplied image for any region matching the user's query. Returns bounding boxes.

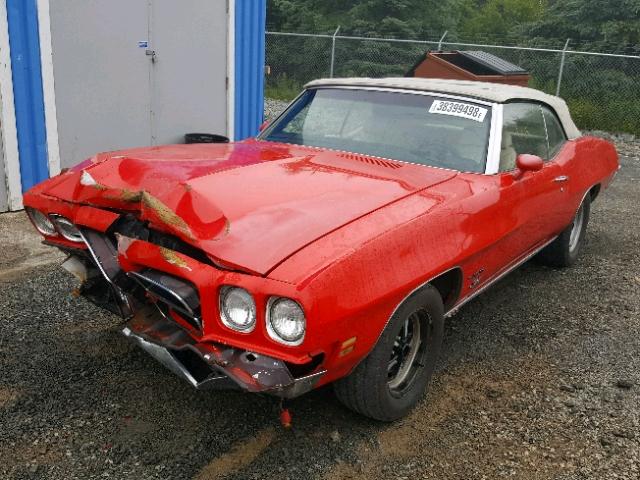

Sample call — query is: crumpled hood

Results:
[39,141,456,275]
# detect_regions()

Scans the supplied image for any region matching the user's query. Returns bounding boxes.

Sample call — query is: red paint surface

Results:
[23,135,619,388]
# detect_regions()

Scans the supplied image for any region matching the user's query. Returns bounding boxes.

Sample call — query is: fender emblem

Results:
[469,268,484,289]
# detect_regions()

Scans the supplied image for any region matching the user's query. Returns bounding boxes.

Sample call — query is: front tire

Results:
[334,285,444,421]
[537,194,591,268]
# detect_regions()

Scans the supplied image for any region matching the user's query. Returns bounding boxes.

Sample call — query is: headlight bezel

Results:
[25,207,57,236]
[50,214,83,242]
[266,297,306,346]
[218,286,257,333]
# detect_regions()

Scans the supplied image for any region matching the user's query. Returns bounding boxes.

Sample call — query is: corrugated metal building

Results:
[0,0,266,211]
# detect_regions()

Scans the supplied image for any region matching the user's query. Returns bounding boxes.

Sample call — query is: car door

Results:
[495,102,569,260]
[540,105,576,227]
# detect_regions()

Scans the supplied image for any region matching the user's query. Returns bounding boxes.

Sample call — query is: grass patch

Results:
[568,98,640,135]
[265,75,303,101]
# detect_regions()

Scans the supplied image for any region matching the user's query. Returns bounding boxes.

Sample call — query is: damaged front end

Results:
[28,208,325,399]
[123,305,324,398]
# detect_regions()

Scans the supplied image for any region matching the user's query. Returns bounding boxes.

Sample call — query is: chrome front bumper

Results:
[122,307,325,398]
[74,226,325,398]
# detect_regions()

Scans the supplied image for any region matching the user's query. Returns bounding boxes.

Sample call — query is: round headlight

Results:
[51,215,82,242]
[26,207,56,236]
[267,298,306,345]
[219,287,256,332]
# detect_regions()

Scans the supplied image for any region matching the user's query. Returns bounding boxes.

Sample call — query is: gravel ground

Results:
[0,134,638,480]
[263,98,289,121]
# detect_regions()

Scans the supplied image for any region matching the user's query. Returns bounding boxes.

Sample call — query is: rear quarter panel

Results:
[563,136,619,207]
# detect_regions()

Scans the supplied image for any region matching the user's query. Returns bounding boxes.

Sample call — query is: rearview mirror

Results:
[515,154,543,176]
[258,120,270,132]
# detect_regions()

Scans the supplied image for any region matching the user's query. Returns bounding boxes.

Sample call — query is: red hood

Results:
[38,140,456,275]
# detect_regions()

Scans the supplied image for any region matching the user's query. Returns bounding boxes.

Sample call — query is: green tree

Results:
[526,0,640,51]
[268,0,471,39]
[460,0,547,41]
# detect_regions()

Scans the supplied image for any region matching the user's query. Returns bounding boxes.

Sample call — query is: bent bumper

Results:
[123,307,325,398]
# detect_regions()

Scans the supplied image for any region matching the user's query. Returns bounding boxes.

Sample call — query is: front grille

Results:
[79,214,211,330]
[128,268,202,331]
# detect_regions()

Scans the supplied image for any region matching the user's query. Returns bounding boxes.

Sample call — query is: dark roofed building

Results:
[407,50,530,87]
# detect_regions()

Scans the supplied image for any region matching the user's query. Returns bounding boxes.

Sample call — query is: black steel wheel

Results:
[537,194,591,268]
[334,285,444,421]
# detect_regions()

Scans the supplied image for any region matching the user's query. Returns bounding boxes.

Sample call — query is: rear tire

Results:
[334,285,444,421]
[537,194,591,268]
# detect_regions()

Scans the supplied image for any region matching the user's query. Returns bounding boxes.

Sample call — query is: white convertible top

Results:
[305,77,581,139]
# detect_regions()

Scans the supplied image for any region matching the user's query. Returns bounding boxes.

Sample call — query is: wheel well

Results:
[589,184,601,201]
[430,268,463,312]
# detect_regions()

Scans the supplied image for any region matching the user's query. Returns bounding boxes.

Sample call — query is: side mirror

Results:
[258,120,270,132]
[514,154,543,178]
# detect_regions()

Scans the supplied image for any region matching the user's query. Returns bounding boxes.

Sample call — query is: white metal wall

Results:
[0,0,22,211]
[49,0,229,169]
[150,0,228,144]
[0,125,7,212]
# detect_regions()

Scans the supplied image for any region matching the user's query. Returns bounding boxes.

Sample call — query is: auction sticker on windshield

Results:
[429,100,488,122]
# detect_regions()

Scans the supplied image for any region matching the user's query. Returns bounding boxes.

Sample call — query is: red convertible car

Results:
[24,78,618,421]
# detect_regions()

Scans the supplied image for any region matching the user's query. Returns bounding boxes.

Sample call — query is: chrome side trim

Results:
[369,234,558,362]
[445,235,557,317]
[349,184,596,372]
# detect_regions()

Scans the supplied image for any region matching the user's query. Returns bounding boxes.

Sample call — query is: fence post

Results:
[556,38,571,96]
[437,31,448,51]
[330,25,341,78]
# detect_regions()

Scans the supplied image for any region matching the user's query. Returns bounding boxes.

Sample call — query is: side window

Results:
[499,103,548,172]
[542,107,567,158]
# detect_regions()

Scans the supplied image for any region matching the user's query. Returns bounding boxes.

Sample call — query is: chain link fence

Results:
[265,32,640,135]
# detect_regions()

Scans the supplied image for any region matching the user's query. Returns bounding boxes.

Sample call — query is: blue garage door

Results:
[235,0,266,140]
[6,0,48,192]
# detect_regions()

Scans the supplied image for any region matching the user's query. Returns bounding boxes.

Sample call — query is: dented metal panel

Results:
[122,306,303,394]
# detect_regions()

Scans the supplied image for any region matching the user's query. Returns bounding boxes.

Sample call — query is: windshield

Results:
[259,88,493,173]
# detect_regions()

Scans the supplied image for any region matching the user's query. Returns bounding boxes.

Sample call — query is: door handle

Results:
[554,175,569,183]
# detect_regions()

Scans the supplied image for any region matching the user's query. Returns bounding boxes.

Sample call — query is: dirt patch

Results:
[0,245,29,270]
[0,436,64,470]
[324,355,563,479]
[0,212,64,281]
[195,429,276,480]
[0,387,21,409]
